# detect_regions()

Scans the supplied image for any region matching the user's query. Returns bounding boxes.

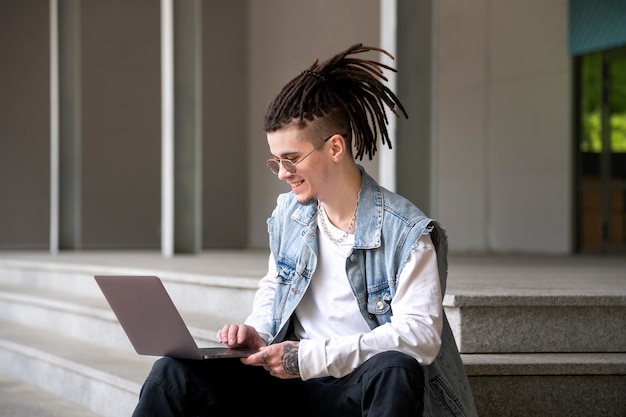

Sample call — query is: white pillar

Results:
[50,0,59,254]
[161,0,203,256]
[161,0,175,257]
[380,0,397,192]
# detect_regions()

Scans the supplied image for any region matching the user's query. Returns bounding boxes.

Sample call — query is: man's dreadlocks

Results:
[263,43,408,160]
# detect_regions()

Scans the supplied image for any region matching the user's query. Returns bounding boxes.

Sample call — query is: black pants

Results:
[132,351,424,417]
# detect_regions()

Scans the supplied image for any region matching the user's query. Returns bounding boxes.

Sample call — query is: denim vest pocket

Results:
[366,288,393,323]
[271,257,298,329]
[271,255,313,338]
[423,315,475,417]
[427,374,468,417]
[275,257,297,284]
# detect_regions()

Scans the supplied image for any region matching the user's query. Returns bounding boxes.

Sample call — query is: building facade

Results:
[0,0,624,255]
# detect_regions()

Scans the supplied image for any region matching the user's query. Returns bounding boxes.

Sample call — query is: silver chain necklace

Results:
[317,198,359,243]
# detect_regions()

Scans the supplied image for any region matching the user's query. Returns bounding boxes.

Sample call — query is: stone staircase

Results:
[446,255,626,417]
[0,252,624,416]
[0,252,262,417]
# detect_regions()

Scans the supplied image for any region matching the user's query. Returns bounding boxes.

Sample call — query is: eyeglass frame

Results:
[266,133,346,175]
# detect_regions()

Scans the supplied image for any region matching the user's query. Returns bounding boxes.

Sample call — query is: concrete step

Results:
[0,321,154,417]
[2,255,624,355]
[0,282,229,351]
[445,254,626,354]
[0,372,102,417]
[463,353,626,417]
[445,292,626,353]
[0,251,626,353]
[2,317,623,417]
[0,252,260,320]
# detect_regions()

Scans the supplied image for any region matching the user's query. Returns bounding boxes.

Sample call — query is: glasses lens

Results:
[282,160,296,173]
[267,159,280,174]
[266,159,297,174]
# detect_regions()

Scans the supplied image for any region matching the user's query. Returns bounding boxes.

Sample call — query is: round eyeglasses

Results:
[266,133,344,175]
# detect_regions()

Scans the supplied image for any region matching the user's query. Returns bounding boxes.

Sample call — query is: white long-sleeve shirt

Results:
[245,210,443,380]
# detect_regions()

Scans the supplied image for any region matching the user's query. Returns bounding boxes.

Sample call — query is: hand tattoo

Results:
[281,342,300,376]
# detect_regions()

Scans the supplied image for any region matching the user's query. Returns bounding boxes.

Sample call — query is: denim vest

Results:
[266,167,478,417]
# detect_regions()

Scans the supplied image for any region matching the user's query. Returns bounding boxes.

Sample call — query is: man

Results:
[132,44,477,417]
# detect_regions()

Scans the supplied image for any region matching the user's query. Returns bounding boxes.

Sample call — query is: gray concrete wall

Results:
[0,0,50,249]
[202,0,248,248]
[436,0,572,253]
[246,0,381,248]
[81,0,249,249]
[81,0,161,249]
[0,0,249,250]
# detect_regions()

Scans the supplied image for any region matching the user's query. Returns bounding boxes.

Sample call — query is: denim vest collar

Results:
[288,165,383,249]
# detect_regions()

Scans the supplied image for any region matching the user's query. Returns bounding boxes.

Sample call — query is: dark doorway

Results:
[576,47,626,253]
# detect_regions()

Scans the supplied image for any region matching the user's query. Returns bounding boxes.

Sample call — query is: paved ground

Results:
[0,250,624,297]
[445,253,626,298]
[0,373,100,417]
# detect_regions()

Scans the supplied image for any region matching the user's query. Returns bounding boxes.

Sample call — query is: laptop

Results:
[94,275,258,360]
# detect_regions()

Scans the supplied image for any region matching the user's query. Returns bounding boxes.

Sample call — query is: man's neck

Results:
[318,164,362,231]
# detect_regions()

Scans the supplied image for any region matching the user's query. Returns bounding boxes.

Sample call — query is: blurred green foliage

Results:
[581,52,626,153]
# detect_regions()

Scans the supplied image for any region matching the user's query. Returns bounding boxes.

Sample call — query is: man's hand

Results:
[216,324,266,350]
[243,341,300,379]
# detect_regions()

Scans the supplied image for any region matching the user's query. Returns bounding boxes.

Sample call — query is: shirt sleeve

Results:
[298,234,443,380]
[243,253,276,344]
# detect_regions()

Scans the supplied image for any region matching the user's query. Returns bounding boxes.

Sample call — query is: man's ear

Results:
[328,133,347,161]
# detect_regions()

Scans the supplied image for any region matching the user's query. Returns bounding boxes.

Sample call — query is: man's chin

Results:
[296,194,317,206]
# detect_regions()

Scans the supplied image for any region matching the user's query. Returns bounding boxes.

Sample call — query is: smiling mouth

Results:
[290,180,304,189]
